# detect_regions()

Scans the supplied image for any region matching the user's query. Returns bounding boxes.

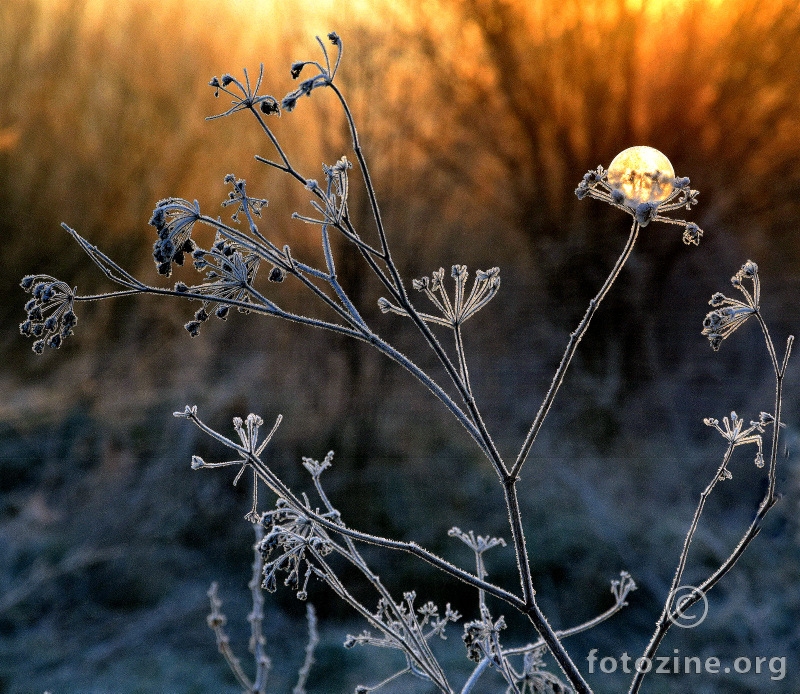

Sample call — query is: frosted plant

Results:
[204,522,319,694]
[18,33,795,694]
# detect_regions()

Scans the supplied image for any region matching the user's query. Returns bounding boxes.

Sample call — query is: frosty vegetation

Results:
[19,33,794,694]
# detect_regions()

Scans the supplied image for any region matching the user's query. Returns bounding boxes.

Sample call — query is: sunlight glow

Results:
[607,146,675,208]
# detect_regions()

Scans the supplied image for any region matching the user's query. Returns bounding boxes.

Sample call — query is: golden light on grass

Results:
[607,146,675,208]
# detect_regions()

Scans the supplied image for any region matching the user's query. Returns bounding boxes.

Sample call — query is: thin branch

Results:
[180,408,523,612]
[629,321,792,694]
[670,445,735,596]
[328,83,395,276]
[249,523,271,694]
[292,604,319,694]
[454,324,473,399]
[320,222,369,330]
[754,312,781,377]
[512,221,640,479]
[73,289,146,302]
[62,224,146,288]
[206,582,254,692]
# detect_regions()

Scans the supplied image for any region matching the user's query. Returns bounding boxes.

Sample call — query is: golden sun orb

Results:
[607,146,675,208]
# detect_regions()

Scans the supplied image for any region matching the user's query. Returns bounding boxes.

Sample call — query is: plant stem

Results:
[454,324,473,398]
[628,327,793,694]
[627,446,733,694]
[520,597,593,694]
[249,523,270,694]
[501,479,593,693]
[670,446,734,595]
[512,221,640,479]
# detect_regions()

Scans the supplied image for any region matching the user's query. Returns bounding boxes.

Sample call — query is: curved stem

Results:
[506,587,636,657]
[340,213,399,287]
[461,658,491,694]
[670,445,734,595]
[755,312,781,377]
[512,221,640,479]
[329,83,396,274]
[365,332,500,460]
[313,466,448,688]
[629,327,793,694]
[628,445,733,694]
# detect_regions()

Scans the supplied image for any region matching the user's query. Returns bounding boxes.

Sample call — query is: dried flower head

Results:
[575,146,703,244]
[207,64,280,119]
[179,233,262,335]
[19,275,77,353]
[380,266,500,327]
[221,174,268,229]
[260,498,332,596]
[517,647,575,694]
[180,409,282,522]
[281,34,343,112]
[702,260,759,350]
[462,614,506,663]
[149,198,200,276]
[704,411,768,470]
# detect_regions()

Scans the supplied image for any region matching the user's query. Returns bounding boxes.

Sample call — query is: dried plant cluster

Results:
[19,34,795,694]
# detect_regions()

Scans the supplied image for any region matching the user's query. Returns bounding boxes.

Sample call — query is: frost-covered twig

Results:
[206,582,254,692]
[20,26,795,694]
[206,521,320,694]
[461,572,636,694]
[629,262,793,694]
[293,604,318,694]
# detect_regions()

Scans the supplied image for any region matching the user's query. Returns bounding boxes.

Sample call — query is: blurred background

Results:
[1,0,799,691]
